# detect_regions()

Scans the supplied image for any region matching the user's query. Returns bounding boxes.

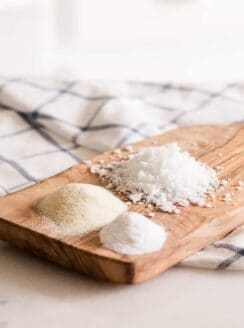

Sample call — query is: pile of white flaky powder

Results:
[37,143,223,255]
[91,143,220,213]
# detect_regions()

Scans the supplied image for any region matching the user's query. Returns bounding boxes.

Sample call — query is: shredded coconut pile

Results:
[100,212,166,255]
[92,143,219,213]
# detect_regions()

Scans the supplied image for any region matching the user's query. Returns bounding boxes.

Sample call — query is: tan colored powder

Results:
[37,183,126,236]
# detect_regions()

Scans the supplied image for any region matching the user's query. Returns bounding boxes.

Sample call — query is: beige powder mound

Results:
[37,183,126,236]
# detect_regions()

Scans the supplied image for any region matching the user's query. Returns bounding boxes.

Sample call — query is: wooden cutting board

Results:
[0,124,243,284]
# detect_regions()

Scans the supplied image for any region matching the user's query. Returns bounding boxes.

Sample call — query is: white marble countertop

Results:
[0,240,243,328]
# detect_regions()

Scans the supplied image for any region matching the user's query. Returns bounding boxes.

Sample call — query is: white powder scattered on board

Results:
[82,160,92,166]
[92,143,219,213]
[223,192,233,203]
[112,149,121,155]
[123,145,133,152]
[148,212,155,217]
[37,183,126,236]
[100,212,166,255]
[205,203,212,208]
[237,180,244,190]
[220,179,228,186]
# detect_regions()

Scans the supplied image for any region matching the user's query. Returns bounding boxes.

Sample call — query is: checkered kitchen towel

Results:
[0,77,244,270]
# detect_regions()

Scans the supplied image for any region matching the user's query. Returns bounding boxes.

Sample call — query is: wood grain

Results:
[0,124,243,284]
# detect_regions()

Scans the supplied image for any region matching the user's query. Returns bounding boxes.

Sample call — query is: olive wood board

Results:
[0,124,243,284]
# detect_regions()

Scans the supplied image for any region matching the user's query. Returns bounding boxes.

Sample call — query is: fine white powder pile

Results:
[37,183,126,236]
[92,143,219,213]
[100,212,166,255]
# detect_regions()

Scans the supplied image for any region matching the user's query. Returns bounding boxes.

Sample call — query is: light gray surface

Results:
[0,241,243,328]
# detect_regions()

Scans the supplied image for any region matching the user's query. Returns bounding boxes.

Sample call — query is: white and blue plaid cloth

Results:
[0,77,244,270]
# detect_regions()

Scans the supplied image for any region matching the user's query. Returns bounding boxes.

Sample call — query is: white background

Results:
[0,0,244,81]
